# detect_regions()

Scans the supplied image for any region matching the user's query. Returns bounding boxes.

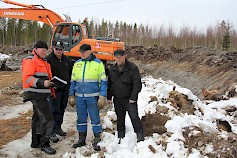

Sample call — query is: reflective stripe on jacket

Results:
[69,54,107,97]
[22,51,53,101]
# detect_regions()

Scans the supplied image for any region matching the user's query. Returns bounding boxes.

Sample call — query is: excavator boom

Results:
[0,0,64,28]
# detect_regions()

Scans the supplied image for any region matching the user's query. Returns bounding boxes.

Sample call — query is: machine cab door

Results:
[52,23,82,51]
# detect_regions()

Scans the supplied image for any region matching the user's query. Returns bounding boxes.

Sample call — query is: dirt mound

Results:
[126,45,237,98]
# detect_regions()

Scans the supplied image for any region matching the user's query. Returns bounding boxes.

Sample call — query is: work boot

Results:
[72,132,87,148]
[56,128,67,136]
[136,131,144,142]
[93,133,101,151]
[41,144,56,155]
[50,134,59,143]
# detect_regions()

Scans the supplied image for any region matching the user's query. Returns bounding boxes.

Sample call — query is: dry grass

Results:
[0,71,23,107]
[0,71,30,148]
[0,71,22,89]
[0,110,32,148]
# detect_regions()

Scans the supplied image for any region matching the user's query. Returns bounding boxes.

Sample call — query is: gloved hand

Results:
[68,96,76,107]
[97,96,106,110]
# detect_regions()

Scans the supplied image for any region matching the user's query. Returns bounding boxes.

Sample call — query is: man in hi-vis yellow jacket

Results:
[69,44,107,151]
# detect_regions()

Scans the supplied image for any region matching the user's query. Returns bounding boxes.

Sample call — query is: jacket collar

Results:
[51,50,64,60]
[82,53,96,61]
[114,59,131,72]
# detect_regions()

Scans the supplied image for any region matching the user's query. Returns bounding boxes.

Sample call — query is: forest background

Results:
[0,17,236,51]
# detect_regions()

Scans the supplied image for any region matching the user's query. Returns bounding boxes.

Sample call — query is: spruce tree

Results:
[220,20,231,51]
[222,27,231,51]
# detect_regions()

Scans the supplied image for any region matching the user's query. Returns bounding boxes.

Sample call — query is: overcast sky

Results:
[1,0,237,31]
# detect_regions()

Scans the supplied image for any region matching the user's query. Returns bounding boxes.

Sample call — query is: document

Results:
[50,76,67,87]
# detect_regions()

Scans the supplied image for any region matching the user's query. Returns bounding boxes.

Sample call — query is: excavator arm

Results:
[0,0,64,29]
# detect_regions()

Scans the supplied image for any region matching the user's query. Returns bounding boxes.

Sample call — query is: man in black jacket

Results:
[45,41,72,143]
[107,49,144,143]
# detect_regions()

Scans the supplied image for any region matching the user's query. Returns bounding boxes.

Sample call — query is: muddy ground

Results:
[0,45,236,157]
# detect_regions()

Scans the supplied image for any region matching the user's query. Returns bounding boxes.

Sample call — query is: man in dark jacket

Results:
[45,41,72,143]
[107,49,144,143]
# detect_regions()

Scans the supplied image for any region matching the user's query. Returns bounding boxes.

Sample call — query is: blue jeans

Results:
[76,97,102,133]
[49,89,69,133]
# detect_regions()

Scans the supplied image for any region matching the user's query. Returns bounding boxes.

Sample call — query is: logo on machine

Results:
[4,12,24,16]
[96,42,101,49]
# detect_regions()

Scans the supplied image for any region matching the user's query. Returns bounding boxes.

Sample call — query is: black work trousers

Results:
[113,98,144,138]
[49,89,69,134]
[31,97,54,147]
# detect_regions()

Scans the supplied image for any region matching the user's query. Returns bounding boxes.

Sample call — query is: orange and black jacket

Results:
[22,51,54,102]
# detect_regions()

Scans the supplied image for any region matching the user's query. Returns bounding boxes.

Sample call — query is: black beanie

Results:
[114,49,125,56]
[34,40,48,50]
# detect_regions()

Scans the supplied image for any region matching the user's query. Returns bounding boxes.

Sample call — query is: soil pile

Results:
[126,46,237,98]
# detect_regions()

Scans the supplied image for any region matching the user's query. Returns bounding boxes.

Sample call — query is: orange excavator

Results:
[0,0,125,64]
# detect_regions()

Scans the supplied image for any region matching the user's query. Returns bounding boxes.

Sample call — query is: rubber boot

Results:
[137,131,144,142]
[72,132,87,148]
[93,133,101,151]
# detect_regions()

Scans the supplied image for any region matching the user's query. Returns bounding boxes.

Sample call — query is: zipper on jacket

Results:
[82,61,87,97]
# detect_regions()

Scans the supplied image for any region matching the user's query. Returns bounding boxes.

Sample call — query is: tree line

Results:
[0,17,236,50]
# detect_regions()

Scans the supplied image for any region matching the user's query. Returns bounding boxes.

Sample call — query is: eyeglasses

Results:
[55,48,63,51]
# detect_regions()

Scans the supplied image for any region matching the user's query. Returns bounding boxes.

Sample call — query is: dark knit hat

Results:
[34,40,48,50]
[114,49,125,56]
[79,44,91,52]
[54,41,64,49]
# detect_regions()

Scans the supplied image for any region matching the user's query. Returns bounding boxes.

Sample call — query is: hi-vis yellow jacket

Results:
[69,54,107,97]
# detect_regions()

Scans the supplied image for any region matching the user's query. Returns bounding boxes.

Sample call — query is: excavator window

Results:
[54,25,70,39]
[72,25,81,44]
[52,24,71,51]
[61,25,70,39]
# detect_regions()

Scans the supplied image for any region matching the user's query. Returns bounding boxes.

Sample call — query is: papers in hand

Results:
[50,76,67,87]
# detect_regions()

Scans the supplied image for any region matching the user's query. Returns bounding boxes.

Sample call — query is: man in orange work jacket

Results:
[22,40,56,155]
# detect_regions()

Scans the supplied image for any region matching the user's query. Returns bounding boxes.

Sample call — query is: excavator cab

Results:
[52,23,83,52]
